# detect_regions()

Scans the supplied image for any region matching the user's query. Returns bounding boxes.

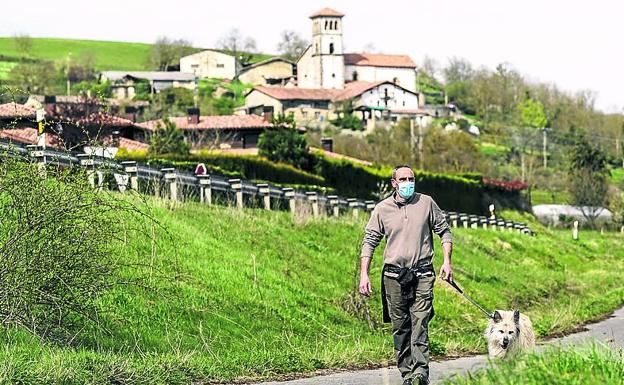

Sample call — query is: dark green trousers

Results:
[383,273,435,381]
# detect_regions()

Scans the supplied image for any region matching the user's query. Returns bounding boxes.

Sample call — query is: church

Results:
[242,7,427,129]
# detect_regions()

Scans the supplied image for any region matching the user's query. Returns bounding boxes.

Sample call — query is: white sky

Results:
[2,0,622,112]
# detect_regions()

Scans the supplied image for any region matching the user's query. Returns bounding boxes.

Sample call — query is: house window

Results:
[334,21,338,29]
[352,71,358,81]
[315,111,320,119]
[302,111,308,118]
[217,63,225,68]
[329,43,334,54]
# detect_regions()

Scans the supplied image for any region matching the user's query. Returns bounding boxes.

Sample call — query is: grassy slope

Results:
[0,37,273,75]
[444,344,624,385]
[0,200,623,383]
[0,37,153,71]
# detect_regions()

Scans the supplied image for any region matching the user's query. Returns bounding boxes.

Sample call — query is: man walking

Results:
[359,165,453,385]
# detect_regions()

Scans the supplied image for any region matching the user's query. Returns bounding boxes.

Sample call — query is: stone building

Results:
[236,58,295,86]
[180,49,241,80]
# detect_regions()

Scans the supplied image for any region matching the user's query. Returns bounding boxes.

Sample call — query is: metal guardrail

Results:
[0,139,534,235]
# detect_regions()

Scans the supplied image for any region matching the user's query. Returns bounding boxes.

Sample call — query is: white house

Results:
[180,49,241,79]
[344,53,417,93]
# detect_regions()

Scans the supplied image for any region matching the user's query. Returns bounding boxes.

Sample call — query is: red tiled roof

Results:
[334,81,386,101]
[0,103,36,119]
[310,7,344,18]
[253,86,340,101]
[344,53,416,68]
[138,114,273,131]
[71,112,135,127]
[0,127,63,148]
[101,135,149,151]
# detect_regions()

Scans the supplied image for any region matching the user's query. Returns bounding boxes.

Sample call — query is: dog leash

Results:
[446,279,493,319]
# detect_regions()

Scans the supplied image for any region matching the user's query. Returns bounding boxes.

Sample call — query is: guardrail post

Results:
[257,184,271,210]
[121,161,138,191]
[26,145,47,177]
[460,214,469,229]
[161,168,178,201]
[77,154,98,188]
[197,174,212,205]
[480,218,488,230]
[283,188,295,214]
[306,191,319,217]
[229,179,243,209]
[365,200,376,213]
[327,195,339,217]
[449,213,459,228]
[347,198,359,219]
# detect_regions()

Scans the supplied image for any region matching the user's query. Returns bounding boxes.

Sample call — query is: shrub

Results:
[0,153,144,340]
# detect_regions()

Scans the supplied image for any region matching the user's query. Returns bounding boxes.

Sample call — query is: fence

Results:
[0,140,535,235]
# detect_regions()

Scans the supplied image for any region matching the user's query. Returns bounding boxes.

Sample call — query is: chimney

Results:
[111,130,121,147]
[187,108,200,125]
[321,137,333,153]
[262,106,274,123]
[124,105,137,123]
[43,95,56,117]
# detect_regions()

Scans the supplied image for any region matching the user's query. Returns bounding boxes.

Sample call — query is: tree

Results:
[68,52,97,83]
[10,61,58,94]
[567,133,609,225]
[216,29,257,66]
[148,36,193,71]
[13,33,33,57]
[276,30,309,61]
[423,127,487,173]
[148,118,190,155]
[258,117,312,169]
[331,99,363,130]
[518,98,548,129]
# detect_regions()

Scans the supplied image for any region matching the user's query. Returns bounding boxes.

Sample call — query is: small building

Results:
[137,110,273,150]
[244,80,423,128]
[99,71,197,99]
[344,53,417,93]
[236,57,295,86]
[180,49,241,80]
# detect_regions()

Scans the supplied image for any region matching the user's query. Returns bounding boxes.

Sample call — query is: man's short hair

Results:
[392,164,413,180]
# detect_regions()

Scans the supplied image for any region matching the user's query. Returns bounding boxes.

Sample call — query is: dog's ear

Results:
[493,311,502,323]
[513,310,520,324]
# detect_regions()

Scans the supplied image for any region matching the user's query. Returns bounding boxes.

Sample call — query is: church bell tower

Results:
[309,8,345,89]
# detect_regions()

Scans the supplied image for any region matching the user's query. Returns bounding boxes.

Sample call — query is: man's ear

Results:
[493,311,502,323]
[390,179,397,189]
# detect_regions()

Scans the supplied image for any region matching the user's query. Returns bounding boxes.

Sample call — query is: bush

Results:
[0,153,143,340]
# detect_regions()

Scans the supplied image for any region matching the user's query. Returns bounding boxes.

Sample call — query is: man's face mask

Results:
[397,181,415,198]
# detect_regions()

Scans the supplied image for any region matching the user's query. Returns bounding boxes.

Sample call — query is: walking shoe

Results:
[402,378,413,385]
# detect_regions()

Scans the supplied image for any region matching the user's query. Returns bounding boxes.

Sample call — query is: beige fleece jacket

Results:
[361,192,452,267]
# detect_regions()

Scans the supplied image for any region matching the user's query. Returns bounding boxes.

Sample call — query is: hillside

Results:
[0,37,274,76]
[1,197,623,384]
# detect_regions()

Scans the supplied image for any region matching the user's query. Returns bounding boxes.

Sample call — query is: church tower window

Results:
[329,43,334,54]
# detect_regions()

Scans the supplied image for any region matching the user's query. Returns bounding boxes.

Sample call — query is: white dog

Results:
[484,310,536,359]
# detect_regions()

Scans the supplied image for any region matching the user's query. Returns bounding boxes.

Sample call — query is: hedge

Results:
[116,151,526,214]
[117,150,325,186]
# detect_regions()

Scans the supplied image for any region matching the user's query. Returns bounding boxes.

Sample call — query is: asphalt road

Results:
[249,306,624,385]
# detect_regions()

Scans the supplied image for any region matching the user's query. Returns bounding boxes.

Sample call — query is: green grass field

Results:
[530,189,570,205]
[0,37,154,71]
[445,344,624,385]
[0,37,273,73]
[0,199,623,383]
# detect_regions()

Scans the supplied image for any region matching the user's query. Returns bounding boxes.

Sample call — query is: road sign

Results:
[195,163,207,175]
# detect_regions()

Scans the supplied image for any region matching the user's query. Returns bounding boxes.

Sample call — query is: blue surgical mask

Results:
[398,181,415,199]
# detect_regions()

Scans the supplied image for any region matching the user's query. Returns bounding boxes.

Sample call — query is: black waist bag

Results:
[381,262,434,323]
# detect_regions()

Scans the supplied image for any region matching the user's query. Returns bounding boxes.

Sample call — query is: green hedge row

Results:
[117,151,520,214]
[313,156,483,213]
[118,151,325,186]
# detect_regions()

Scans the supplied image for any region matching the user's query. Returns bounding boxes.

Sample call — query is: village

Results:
[0,7,464,158]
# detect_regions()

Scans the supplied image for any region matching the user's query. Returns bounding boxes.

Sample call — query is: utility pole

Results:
[66,52,72,96]
[410,118,415,151]
[417,116,424,170]
[542,127,550,168]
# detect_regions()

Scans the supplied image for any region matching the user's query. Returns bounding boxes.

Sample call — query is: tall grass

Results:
[444,344,624,385]
[0,199,622,383]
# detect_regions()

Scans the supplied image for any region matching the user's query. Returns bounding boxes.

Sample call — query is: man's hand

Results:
[359,274,372,297]
[439,262,453,282]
